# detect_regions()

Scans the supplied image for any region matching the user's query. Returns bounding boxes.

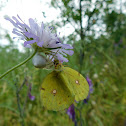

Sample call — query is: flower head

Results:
[86,76,93,93]
[5,15,74,62]
[25,82,35,101]
[28,92,35,101]
[84,76,93,103]
[93,73,98,79]
[67,104,75,122]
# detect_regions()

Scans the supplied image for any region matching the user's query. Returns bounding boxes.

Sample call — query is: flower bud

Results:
[32,53,47,68]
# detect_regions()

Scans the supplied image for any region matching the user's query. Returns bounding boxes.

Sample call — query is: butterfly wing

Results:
[40,71,75,111]
[61,67,89,101]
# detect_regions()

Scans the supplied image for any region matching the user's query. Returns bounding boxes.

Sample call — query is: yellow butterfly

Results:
[40,63,89,111]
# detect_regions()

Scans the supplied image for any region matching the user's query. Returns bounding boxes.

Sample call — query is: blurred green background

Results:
[0,0,126,126]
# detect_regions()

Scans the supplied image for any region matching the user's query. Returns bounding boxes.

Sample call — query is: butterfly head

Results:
[54,60,63,71]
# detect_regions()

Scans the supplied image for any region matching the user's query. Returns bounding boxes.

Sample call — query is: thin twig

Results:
[18,77,27,92]
[15,81,25,126]
[74,101,86,126]
[22,83,30,115]
[79,109,83,126]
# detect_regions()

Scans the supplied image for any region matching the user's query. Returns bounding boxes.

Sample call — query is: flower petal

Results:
[37,41,44,47]
[61,44,73,49]
[62,50,74,56]
[56,54,68,62]
[24,40,36,47]
[25,44,32,48]
[24,32,39,40]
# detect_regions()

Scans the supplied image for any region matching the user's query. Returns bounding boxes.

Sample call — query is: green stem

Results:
[79,109,83,126]
[0,48,37,79]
